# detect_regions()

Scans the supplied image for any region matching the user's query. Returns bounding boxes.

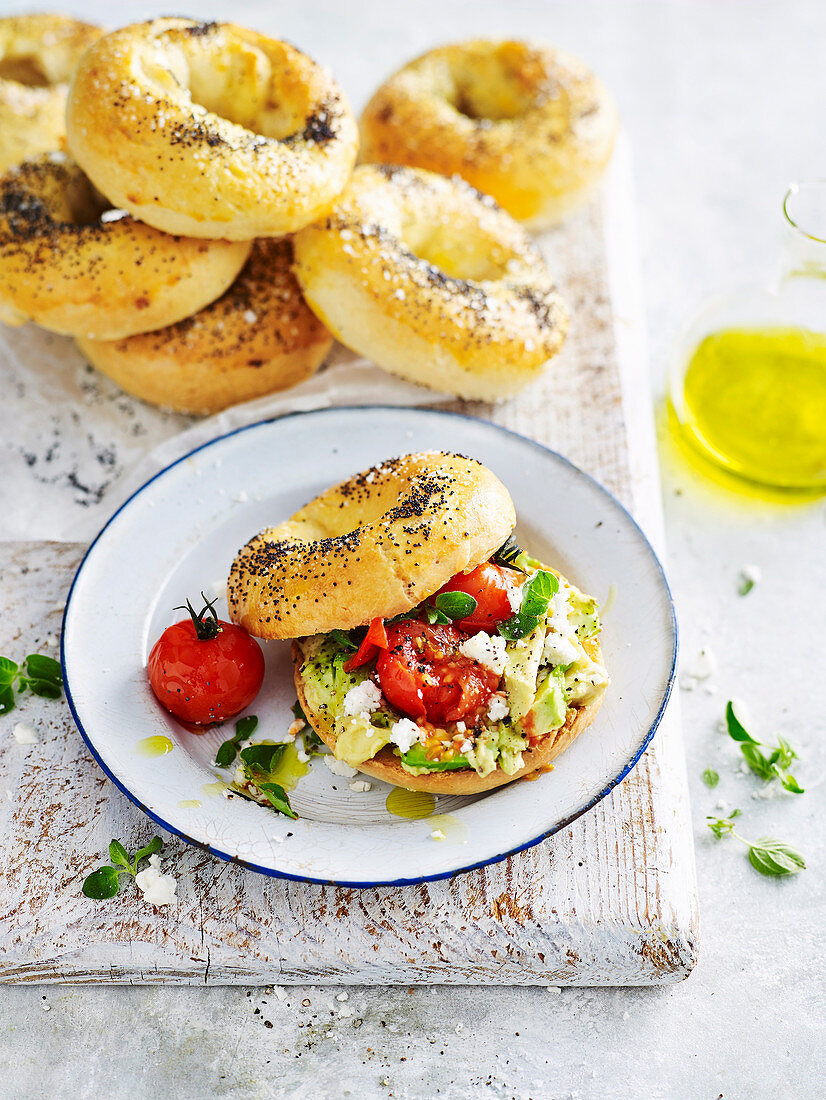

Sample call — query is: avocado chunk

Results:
[401,743,470,771]
[502,623,545,722]
[528,666,568,737]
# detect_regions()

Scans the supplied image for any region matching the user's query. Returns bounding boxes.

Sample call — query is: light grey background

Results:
[1,1,825,1098]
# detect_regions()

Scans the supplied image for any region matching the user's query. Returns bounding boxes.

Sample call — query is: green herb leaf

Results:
[738,577,755,596]
[432,592,478,620]
[82,866,121,899]
[0,656,19,685]
[740,741,776,781]
[706,810,742,838]
[291,701,309,724]
[240,743,286,774]
[725,702,759,744]
[214,715,258,767]
[702,768,720,788]
[23,654,62,683]
[132,836,163,867]
[257,782,298,819]
[780,773,805,795]
[108,840,131,869]
[329,629,358,651]
[775,737,797,770]
[0,684,15,715]
[214,738,239,767]
[747,838,806,877]
[24,679,62,699]
[498,570,558,640]
[234,715,258,743]
[302,726,325,754]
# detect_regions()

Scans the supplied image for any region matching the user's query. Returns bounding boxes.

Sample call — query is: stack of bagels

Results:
[0,15,618,410]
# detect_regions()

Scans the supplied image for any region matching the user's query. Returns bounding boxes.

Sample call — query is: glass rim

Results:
[783,180,826,245]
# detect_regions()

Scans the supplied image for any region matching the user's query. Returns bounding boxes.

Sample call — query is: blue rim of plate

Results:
[61,405,678,888]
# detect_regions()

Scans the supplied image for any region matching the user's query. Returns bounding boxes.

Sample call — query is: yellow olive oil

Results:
[178,799,202,809]
[428,813,469,844]
[678,327,826,489]
[201,780,229,797]
[385,788,436,819]
[267,741,310,792]
[135,735,174,757]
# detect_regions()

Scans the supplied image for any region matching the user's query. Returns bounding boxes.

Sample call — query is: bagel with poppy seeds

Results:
[227,452,609,795]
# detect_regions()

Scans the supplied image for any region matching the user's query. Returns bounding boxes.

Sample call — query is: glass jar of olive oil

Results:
[668,181,826,491]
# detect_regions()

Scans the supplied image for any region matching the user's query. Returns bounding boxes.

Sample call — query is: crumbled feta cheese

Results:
[389,717,421,753]
[296,749,310,763]
[243,309,258,324]
[542,633,580,667]
[342,680,382,718]
[459,631,508,675]
[545,985,562,994]
[100,208,129,223]
[338,1005,353,1018]
[349,780,372,792]
[430,829,446,841]
[460,739,473,753]
[507,584,523,613]
[487,694,509,722]
[287,719,304,738]
[272,986,288,1001]
[336,992,349,1001]
[12,723,38,745]
[323,756,358,778]
[134,854,177,907]
[45,634,58,648]
[688,647,716,681]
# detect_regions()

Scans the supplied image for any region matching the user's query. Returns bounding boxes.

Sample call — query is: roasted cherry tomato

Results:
[433,562,522,634]
[147,594,265,726]
[376,621,500,725]
[344,616,389,672]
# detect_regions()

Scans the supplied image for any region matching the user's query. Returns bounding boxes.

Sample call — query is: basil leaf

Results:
[240,743,286,774]
[740,742,776,781]
[258,782,298,819]
[725,701,759,744]
[747,838,806,877]
[432,592,478,620]
[329,629,358,651]
[498,571,558,640]
[780,773,804,795]
[108,840,131,869]
[24,654,61,683]
[0,684,15,714]
[738,577,755,596]
[702,768,720,788]
[775,736,797,769]
[424,606,451,625]
[133,836,163,866]
[0,656,19,685]
[234,715,258,743]
[214,738,239,767]
[82,866,121,899]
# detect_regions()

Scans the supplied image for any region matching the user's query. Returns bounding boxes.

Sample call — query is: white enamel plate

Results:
[62,407,677,886]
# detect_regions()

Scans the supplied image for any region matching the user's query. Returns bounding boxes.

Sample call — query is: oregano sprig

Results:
[706,812,805,877]
[214,714,258,767]
[498,570,558,640]
[82,837,164,899]
[0,653,62,715]
[724,702,803,793]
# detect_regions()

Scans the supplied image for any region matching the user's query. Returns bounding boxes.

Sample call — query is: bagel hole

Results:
[0,56,52,86]
[446,50,539,122]
[402,221,514,283]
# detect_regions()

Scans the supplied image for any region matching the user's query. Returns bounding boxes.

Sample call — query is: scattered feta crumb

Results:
[389,717,421,753]
[542,632,580,667]
[286,719,304,738]
[487,694,509,722]
[623,1010,630,1020]
[459,631,508,675]
[544,985,561,994]
[12,723,38,745]
[336,992,348,1001]
[342,680,382,718]
[455,720,466,733]
[324,756,358,778]
[272,986,288,1001]
[134,854,177,907]
[233,490,248,503]
[45,634,58,648]
[689,647,717,680]
[507,585,523,613]
[460,739,473,753]
[338,1005,353,1018]
[430,829,446,841]
[100,208,129,223]
[42,1004,51,1012]
[296,749,310,763]
[349,780,372,793]
[715,800,729,813]
[243,310,258,324]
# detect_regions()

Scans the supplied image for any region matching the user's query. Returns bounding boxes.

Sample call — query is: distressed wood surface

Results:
[0,153,698,984]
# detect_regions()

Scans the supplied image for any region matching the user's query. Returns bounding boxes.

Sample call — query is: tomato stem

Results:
[175,593,222,641]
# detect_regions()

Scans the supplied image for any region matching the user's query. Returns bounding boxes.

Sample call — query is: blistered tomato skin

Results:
[434,563,522,633]
[147,619,265,726]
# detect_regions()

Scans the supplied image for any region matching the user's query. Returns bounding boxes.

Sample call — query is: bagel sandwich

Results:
[227,452,609,796]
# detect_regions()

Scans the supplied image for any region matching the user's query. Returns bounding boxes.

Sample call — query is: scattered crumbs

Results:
[324,755,358,778]
[622,1011,630,1020]
[42,1004,51,1012]
[715,800,729,813]
[544,985,562,994]
[233,491,249,503]
[349,779,372,792]
[301,998,311,1007]
[338,1005,353,1019]
[681,646,717,690]
[45,634,58,648]
[430,829,446,841]
[336,992,349,1002]
[243,310,258,324]
[272,986,288,1001]
[12,723,39,745]
[455,1023,464,1035]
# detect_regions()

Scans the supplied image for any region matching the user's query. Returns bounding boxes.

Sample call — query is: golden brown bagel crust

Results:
[0,155,250,338]
[360,40,618,231]
[292,635,604,794]
[66,18,359,239]
[0,15,103,174]
[76,239,332,414]
[292,164,568,400]
[228,452,516,639]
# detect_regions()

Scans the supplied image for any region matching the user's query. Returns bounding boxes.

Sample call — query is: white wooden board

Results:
[0,145,698,984]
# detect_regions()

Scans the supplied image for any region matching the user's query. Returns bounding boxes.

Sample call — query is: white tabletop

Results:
[2,1,824,1097]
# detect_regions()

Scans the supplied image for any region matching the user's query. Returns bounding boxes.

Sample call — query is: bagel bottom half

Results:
[292,637,604,795]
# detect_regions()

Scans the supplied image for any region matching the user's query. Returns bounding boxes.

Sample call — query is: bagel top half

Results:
[227,452,515,639]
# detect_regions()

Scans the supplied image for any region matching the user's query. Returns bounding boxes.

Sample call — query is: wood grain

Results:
[0,178,698,985]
